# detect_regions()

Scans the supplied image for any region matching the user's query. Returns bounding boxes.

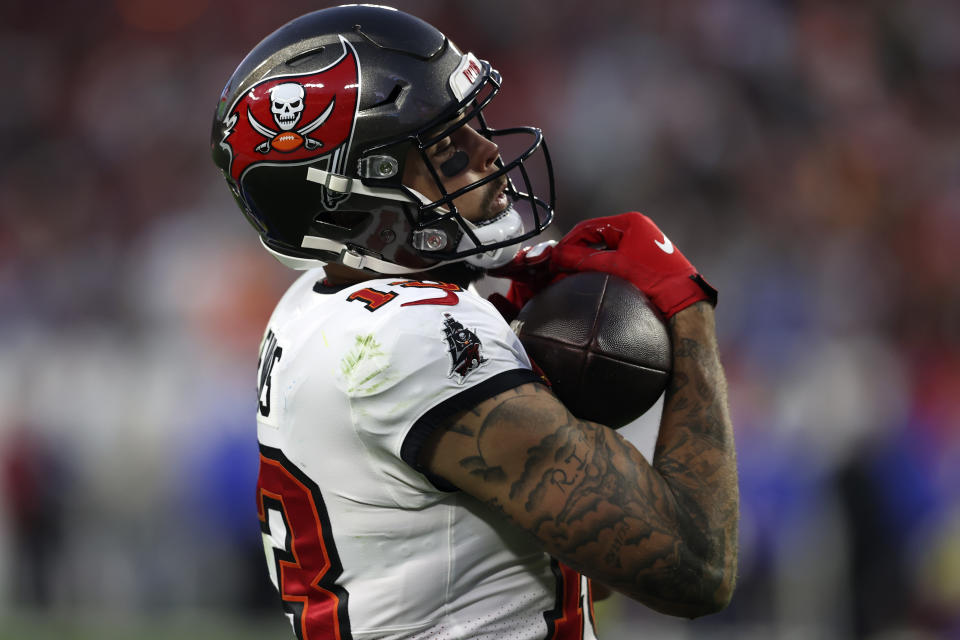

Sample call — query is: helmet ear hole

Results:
[364,83,407,112]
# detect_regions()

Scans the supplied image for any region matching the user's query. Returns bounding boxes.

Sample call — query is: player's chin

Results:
[483,183,510,220]
[490,189,509,216]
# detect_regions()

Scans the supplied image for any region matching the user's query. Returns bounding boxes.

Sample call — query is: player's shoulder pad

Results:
[333,277,527,397]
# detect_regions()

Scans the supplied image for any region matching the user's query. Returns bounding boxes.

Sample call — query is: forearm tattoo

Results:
[446,303,738,610]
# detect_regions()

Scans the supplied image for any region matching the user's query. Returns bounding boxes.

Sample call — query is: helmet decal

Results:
[220,36,361,199]
[448,52,484,101]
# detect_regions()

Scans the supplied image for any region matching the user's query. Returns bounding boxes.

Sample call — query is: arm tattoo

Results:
[442,304,738,612]
[458,387,683,578]
[651,304,739,605]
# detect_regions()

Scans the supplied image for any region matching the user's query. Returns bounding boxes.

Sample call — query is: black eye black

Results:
[439,150,469,177]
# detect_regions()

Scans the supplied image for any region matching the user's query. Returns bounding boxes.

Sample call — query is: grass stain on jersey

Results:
[340,333,391,395]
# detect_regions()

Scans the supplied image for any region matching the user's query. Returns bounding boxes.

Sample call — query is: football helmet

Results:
[211,4,555,274]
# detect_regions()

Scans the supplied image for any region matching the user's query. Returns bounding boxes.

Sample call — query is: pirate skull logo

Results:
[270,83,305,131]
[218,33,361,209]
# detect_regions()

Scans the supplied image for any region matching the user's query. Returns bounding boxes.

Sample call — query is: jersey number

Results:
[546,561,598,640]
[345,280,462,312]
[346,288,397,311]
[391,280,462,307]
[258,447,352,640]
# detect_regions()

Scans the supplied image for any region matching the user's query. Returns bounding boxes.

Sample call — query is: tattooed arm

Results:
[419,302,738,617]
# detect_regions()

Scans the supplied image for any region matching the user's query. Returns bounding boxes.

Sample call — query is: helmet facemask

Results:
[389,66,556,270]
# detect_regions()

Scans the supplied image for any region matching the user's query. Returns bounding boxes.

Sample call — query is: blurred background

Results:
[1,0,958,638]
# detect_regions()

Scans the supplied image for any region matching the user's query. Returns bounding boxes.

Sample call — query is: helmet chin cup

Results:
[464,243,521,270]
[459,207,524,269]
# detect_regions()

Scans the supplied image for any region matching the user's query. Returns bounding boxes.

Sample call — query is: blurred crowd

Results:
[1,1,958,638]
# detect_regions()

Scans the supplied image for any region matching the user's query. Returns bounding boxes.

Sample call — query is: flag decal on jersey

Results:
[441,313,487,383]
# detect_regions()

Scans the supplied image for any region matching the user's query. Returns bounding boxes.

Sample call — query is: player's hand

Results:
[487,240,557,319]
[550,212,717,318]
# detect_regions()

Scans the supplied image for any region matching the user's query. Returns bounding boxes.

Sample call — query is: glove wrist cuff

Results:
[690,273,718,307]
[656,273,718,319]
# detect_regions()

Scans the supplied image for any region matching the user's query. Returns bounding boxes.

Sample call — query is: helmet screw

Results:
[425,232,446,250]
[379,229,396,243]
[378,161,394,176]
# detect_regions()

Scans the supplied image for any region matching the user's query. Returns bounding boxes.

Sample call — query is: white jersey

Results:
[255,269,599,640]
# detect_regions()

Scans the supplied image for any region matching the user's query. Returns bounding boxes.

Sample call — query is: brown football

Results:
[272,131,303,152]
[513,272,672,429]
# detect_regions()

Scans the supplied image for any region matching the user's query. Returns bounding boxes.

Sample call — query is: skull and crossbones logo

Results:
[246,82,334,153]
[271,83,305,130]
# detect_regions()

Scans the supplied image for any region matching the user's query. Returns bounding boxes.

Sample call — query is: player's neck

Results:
[321,263,374,286]
[321,261,485,288]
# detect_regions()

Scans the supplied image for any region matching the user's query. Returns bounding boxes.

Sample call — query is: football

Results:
[513,272,672,429]
[272,131,303,152]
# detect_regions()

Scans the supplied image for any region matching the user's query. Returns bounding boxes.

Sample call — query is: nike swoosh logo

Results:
[655,234,674,254]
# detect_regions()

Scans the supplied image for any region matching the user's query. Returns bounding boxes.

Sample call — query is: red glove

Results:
[550,212,717,318]
[487,240,557,320]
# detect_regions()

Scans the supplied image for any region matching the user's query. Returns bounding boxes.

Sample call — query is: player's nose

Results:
[465,126,499,171]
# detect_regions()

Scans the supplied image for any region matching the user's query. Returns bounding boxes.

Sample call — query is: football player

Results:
[211,5,738,639]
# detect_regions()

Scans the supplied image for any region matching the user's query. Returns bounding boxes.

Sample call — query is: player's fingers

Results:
[557,223,606,248]
[549,242,600,272]
[557,222,627,253]
[551,245,624,275]
[596,224,625,249]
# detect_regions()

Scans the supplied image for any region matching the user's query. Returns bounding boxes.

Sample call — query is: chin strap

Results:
[306,167,417,203]
[261,237,430,274]
[300,167,524,272]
